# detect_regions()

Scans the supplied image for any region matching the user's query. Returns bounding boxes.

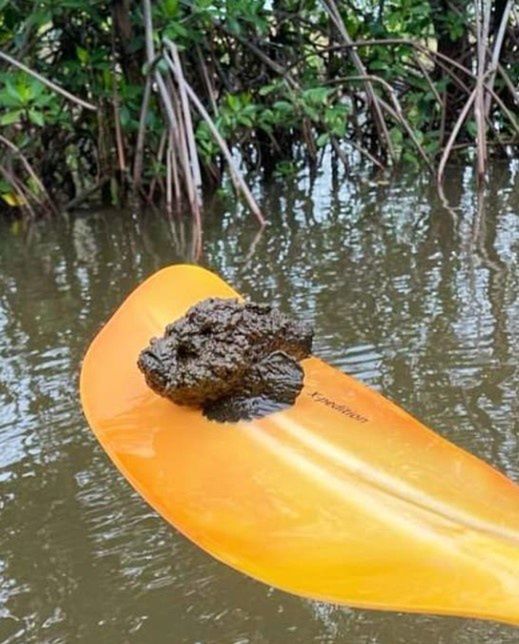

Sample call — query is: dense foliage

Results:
[0,0,517,218]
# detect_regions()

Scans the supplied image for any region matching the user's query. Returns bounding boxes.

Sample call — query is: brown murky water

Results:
[0,161,518,643]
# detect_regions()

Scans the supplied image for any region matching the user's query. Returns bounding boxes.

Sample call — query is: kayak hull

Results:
[80,265,519,625]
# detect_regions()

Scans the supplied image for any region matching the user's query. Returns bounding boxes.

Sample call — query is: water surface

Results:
[0,161,518,643]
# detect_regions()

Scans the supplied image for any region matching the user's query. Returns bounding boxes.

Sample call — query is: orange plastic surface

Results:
[80,265,519,625]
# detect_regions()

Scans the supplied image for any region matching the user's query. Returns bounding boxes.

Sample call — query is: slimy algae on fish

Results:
[138,297,313,422]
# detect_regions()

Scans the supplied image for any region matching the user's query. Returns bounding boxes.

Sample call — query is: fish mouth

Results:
[137,348,168,389]
[138,347,162,369]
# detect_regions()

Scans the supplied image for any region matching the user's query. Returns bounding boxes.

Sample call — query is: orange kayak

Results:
[80,264,519,625]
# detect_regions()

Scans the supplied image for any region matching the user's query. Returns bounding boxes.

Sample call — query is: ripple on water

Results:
[0,165,518,642]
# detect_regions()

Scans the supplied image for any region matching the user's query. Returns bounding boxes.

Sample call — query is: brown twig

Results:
[412,52,444,108]
[484,0,514,117]
[0,134,57,213]
[142,0,202,222]
[438,89,476,186]
[195,44,218,115]
[347,139,386,170]
[332,75,433,170]
[133,74,152,187]
[0,163,37,218]
[165,40,203,200]
[112,93,126,173]
[320,0,395,161]
[163,43,266,227]
[166,132,173,214]
[446,0,518,107]
[474,0,488,185]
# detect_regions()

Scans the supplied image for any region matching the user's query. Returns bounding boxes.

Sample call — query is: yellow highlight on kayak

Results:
[80,264,519,625]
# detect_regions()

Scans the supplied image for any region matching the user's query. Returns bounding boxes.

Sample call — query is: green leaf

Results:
[28,109,44,126]
[465,120,477,138]
[390,127,403,146]
[369,60,389,71]
[258,83,277,96]
[227,18,241,35]
[331,122,346,137]
[5,79,22,104]
[164,22,188,39]
[119,105,130,128]
[302,105,319,121]
[0,109,22,125]
[227,94,240,111]
[237,115,253,127]
[76,46,89,64]
[302,87,330,104]
[274,160,297,177]
[16,80,32,103]
[156,58,169,74]
[161,0,179,16]
[29,78,45,98]
[0,90,21,108]
[316,132,330,147]
[402,150,420,167]
[2,191,25,206]
[273,100,293,112]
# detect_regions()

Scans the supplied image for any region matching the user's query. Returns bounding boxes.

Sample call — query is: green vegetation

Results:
[0,0,517,219]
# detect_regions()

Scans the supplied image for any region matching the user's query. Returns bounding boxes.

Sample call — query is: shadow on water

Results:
[0,160,518,643]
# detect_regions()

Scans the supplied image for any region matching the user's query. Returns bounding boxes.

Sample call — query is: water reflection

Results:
[0,162,517,642]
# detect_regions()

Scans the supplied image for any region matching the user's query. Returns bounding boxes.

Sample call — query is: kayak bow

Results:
[80,265,519,625]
